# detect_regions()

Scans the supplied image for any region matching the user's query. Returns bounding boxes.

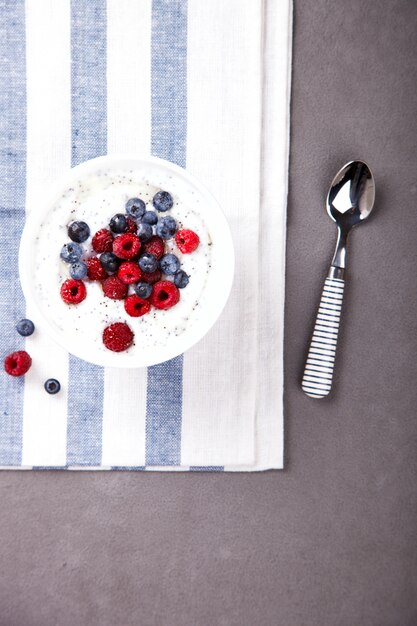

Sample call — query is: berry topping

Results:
[16,318,35,337]
[174,270,190,289]
[124,294,151,317]
[141,210,158,225]
[137,222,153,242]
[99,252,121,273]
[142,235,165,260]
[67,221,90,243]
[113,233,141,260]
[117,261,142,284]
[135,281,153,299]
[60,279,87,304]
[138,253,158,274]
[176,229,200,254]
[103,322,134,352]
[86,256,108,281]
[70,261,88,280]
[92,228,113,253]
[156,216,177,240]
[4,350,32,377]
[126,197,146,220]
[102,275,128,300]
[141,269,162,284]
[44,378,61,394]
[126,217,138,233]
[153,190,173,212]
[60,242,83,264]
[109,213,128,234]
[150,280,180,310]
[160,253,180,275]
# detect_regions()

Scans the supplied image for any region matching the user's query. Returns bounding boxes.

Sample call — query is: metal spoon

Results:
[301,160,375,398]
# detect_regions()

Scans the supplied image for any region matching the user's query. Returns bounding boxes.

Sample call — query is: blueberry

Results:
[67,221,90,243]
[60,242,83,264]
[138,253,158,274]
[100,252,120,273]
[70,261,88,280]
[137,222,153,242]
[174,270,189,289]
[126,197,146,220]
[16,318,35,337]
[109,213,128,233]
[153,190,173,212]
[141,211,158,225]
[135,281,153,299]
[160,253,180,275]
[155,216,177,240]
[44,378,61,395]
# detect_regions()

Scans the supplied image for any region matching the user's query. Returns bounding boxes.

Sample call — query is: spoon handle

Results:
[301,272,345,398]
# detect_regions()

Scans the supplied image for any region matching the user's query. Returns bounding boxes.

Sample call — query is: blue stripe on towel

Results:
[0,0,26,465]
[190,467,225,472]
[146,0,188,466]
[66,0,107,466]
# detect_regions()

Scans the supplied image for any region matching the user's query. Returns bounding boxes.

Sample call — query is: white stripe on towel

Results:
[22,0,71,467]
[181,0,262,466]
[101,0,152,467]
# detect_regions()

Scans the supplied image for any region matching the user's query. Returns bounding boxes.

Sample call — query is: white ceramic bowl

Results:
[19,155,234,367]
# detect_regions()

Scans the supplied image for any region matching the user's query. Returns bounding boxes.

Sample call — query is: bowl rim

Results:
[19,154,235,368]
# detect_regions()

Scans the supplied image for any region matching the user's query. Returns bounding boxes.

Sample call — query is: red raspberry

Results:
[126,217,138,233]
[102,322,134,352]
[142,235,165,260]
[86,256,108,281]
[150,280,180,310]
[176,229,200,254]
[141,269,162,284]
[118,262,142,284]
[60,279,87,304]
[4,350,32,376]
[102,276,128,300]
[113,233,141,260]
[124,294,151,317]
[92,228,113,253]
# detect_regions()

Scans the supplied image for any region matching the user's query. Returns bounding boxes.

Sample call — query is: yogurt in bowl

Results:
[19,155,234,368]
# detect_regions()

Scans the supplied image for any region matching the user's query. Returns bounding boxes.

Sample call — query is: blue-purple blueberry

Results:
[126,198,146,220]
[160,253,180,275]
[60,242,83,264]
[153,190,173,212]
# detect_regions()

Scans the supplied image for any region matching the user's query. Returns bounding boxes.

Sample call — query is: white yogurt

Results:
[21,156,233,367]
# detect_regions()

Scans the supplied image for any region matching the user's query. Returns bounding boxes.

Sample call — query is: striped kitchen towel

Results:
[0,0,292,471]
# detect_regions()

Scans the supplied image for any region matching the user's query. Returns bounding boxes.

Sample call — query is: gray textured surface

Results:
[1,1,417,624]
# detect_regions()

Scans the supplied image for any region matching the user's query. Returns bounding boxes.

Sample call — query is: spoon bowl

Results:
[327,159,375,229]
[328,160,375,270]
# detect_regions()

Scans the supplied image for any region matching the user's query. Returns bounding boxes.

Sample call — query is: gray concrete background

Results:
[1,1,417,624]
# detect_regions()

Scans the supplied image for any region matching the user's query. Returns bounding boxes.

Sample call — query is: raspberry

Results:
[102,322,134,352]
[126,217,138,233]
[60,279,87,304]
[142,235,165,260]
[117,262,142,285]
[4,350,32,376]
[102,276,128,300]
[124,294,151,317]
[113,233,141,260]
[86,256,108,281]
[141,269,162,284]
[92,228,113,253]
[175,229,200,254]
[150,280,180,310]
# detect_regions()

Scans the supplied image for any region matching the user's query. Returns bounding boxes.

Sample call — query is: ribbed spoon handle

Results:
[301,275,345,398]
